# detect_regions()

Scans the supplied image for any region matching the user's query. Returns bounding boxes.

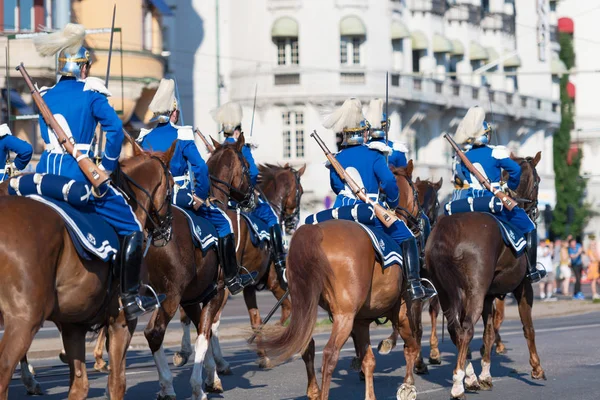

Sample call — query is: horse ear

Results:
[435,177,443,190]
[510,152,517,160]
[533,151,542,167]
[406,159,414,179]
[210,135,221,150]
[163,139,178,165]
[298,164,307,177]
[126,131,143,157]
[236,132,246,152]
[283,162,290,168]
[415,177,421,184]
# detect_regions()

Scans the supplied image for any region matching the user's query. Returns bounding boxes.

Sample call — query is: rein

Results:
[280,167,303,230]
[112,155,173,246]
[394,173,422,231]
[209,149,255,210]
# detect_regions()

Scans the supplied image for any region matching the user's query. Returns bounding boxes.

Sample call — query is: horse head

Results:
[391,160,421,230]
[114,136,176,245]
[207,132,255,208]
[507,151,541,220]
[258,163,306,235]
[415,177,443,226]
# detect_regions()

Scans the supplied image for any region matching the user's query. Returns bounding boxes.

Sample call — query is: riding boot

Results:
[418,212,431,267]
[525,230,547,283]
[401,238,437,301]
[269,224,288,290]
[219,234,257,295]
[119,231,166,321]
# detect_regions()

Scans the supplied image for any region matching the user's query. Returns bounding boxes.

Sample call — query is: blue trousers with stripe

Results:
[196,203,233,237]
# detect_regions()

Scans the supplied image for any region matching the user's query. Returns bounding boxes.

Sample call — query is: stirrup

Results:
[527,263,547,283]
[239,265,257,285]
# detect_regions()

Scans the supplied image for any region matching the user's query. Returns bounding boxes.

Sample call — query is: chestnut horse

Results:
[175,162,305,372]
[0,142,176,400]
[425,152,545,399]
[261,162,422,400]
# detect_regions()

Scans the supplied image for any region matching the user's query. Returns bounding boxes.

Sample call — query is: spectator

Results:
[587,235,600,300]
[538,240,555,300]
[569,238,584,300]
[553,238,563,294]
[558,241,572,296]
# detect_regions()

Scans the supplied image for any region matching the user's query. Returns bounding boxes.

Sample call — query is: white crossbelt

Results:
[45,143,92,155]
[0,169,5,174]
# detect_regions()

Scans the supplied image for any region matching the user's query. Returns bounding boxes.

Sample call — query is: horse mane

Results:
[258,163,292,186]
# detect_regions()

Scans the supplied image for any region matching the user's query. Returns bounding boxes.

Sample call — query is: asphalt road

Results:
[7,310,600,399]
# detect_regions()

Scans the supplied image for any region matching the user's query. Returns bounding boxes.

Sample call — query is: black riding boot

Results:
[525,230,546,283]
[402,238,437,301]
[269,224,288,290]
[119,231,166,321]
[418,212,431,267]
[219,234,256,295]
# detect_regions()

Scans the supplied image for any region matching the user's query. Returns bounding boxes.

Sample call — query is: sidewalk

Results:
[24,300,600,361]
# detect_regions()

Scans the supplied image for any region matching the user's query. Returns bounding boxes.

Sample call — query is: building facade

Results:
[169,0,561,233]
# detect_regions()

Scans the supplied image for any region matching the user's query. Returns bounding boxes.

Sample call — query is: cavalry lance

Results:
[17,63,110,193]
[311,130,398,227]
[443,133,516,211]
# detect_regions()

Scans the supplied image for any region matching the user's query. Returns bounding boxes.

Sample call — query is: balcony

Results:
[446,4,481,24]
[482,13,516,35]
[409,0,446,16]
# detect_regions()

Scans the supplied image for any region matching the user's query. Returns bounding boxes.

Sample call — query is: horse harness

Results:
[209,149,256,210]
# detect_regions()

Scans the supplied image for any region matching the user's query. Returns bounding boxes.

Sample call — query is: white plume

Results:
[366,98,384,130]
[211,102,243,131]
[454,106,486,144]
[34,23,86,57]
[322,98,364,133]
[148,79,176,114]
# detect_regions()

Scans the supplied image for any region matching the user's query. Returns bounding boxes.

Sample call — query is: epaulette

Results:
[244,136,259,149]
[391,141,409,153]
[176,125,194,141]
[367,141,392,155]
[136,128,152,143]
[83,77,112,97]
[491,145,510,160]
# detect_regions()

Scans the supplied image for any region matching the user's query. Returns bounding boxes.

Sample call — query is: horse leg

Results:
[0,319,40,400]
[106,312,136,400]
[61,324,89,400]
[301,338,320,400]
[93,326,109,373]
[411,299,428,375]
[210,289,231,375]
[396,301,418,400]
[173,307,193,368]
[266,264,292,325]
[493,299,507,354]
[187,300,218,400]
[144,296,180,400]
[199,289,227,393]
[451,311,479,399]
[320,314,354,400]
[19,355,42,395]
[243,285,271,368]
[353,322,376,400]
[350,332,365,381]
[429,297,442,364]
[477,296,495,390]
[513,282,546,380]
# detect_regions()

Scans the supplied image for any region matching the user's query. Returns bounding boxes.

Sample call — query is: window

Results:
[275,38,299,66]
[4,0,17,31]
[340,36,363,66]
[4,0,34,31]
[412,50,422,73]
[505,66,518,92]
[143,7,153,51]
[449,55,460,81]
[392,39,403,71]
[282,111,305,159]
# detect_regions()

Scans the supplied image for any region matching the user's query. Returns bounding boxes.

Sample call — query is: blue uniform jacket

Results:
[328,144,399,208]
[369,138,408,168]
[455,145,521,198]
[224,137,258,185]
[36,76,123,181]
[140,122,209,199]
[0,134,33,180]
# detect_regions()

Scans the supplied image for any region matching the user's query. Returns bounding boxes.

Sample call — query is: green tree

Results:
[551,31,587,238]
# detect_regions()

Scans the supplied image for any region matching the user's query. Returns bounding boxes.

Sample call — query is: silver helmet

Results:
[58,46,91,78]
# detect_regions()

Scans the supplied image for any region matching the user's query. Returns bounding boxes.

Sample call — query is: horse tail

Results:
[261,224,331,365]
[427,218,467,330]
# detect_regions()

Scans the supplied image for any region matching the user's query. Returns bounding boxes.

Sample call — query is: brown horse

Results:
[425,152,545,399]
[0,142,176,400]
[175,162,306,371]
[261,162,422,400]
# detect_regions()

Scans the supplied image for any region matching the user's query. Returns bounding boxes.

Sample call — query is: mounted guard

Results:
[323,97,435,301]
[365,98,408,168]
[137,79,255,295]
[32,23,164,320]
[212,102,289,288]
[0,123,33,181]
[449,105,546,282]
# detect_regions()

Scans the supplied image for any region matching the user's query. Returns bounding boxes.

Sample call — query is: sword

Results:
[95,4,117,165]
[174,76,184,125]
[249,84,257,137]
[385,71,389,165]
[247,289,289,344]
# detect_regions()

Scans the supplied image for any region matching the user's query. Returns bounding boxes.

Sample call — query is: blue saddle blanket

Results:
[27,195,119,262]
[174,205,218,254]
[240,212,270,247]
[356,223,403,269]
[481,212,526,256]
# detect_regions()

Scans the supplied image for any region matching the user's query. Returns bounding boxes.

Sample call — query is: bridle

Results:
[280,167,303,231]
[514,157,540,223]
[209,147,255,209]
[421,184,440,226]
[393,173,422,232]
[112,155,173,246]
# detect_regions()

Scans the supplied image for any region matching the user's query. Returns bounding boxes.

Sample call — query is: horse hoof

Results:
[94,361,109,374]
[452,393,466,400]
[428,356,441,365]
[258,357,272,369]
[26,383,43,396]
[377,339,395,355]
[204,380,224,394]
[396,383,417,400]
[414,362,429,375]
[531,370,547,381]
[495,344,507,355]
[350,356,362,372]
[59,351,68,364]
[478,377,493,391]
[173,352,190,368]
[465,380,480,392]
[218,366,233,375]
